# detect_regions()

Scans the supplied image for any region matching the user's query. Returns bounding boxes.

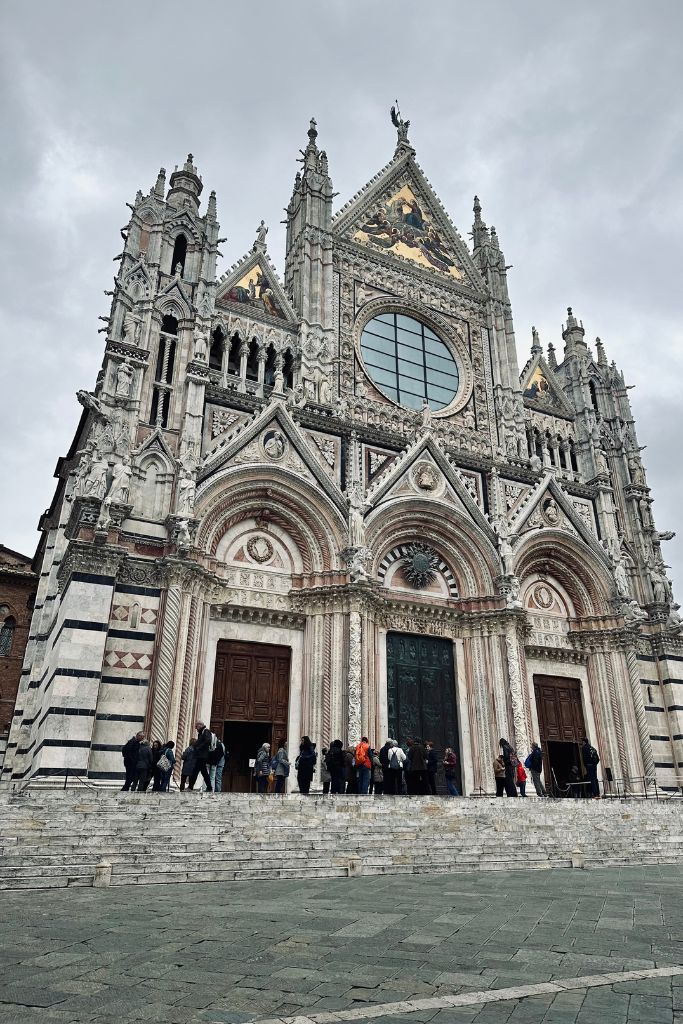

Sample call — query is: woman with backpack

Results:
[272,738,290,795]
[295,736,317,795]
[153,740,175,792]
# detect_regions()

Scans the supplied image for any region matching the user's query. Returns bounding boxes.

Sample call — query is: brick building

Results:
[0,546,36,769]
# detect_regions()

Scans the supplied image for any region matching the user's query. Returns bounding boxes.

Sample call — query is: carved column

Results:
[348,609,362,744]
[237,340,249,394]
[624,643,655,778]
[147,583,182,741]
[504,621,530,756]
[256,349,267,397]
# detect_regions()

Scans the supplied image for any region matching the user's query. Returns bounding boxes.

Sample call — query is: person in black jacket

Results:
[188,721,213,791]
[499,738,518,797]
[378,739,394,795]
[526,742,546,797]
[406,738,429,795]
[425,741,439,795]
[326,739,345,794]
[131,739,154,792]
[296,735,317,795]
[581,737,600,798]
[121,731,144,791]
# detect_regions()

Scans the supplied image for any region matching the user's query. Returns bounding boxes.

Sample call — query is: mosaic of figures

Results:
[523,366,563,409]
[354,185,463,280]
[217,265,285,319]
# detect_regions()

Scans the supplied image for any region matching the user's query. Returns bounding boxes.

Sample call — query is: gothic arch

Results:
[514,531,615,616]
[196,467,347,575]
[366,498,499,598]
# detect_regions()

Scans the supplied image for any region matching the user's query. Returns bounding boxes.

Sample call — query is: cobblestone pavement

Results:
[0,865,682,1024]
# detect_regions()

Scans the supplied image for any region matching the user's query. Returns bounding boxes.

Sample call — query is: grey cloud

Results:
[1,0,682,590]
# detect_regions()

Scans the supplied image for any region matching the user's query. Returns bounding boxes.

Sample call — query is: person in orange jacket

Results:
[354,736,372,794]
[516,760,527,798]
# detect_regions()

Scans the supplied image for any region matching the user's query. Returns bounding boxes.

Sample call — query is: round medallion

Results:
[533,584,554,609]
[247,536,274,563]
[262,429,287,461]
[400,543,440,589]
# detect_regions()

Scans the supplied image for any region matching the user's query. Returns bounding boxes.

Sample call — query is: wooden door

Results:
[534,675,586,791]
[210,641,291,792]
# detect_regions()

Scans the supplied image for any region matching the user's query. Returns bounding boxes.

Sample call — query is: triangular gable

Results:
[366,432,497,542]
[197,399,346,516]
[156,277,193,318]
[133,427,176,464]
[332,151,485,293]
[520,353,574,418]
[509,473,610,564]
[215,249,298,325]
[121,257,153,301]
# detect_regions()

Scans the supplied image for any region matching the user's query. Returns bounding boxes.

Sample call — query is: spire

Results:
[531,325,542,355]
[562,306,586,356]
[595,336,607,366]
[167,152,203,211]
[547,342,558,370]
[472,195,490,250]
[303,117,319,172]
[153,167,166,198]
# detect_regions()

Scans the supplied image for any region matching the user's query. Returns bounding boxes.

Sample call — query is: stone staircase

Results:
[1,790,682,890]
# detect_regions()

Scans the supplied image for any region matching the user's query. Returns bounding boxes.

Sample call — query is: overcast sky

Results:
[1,1,682,593]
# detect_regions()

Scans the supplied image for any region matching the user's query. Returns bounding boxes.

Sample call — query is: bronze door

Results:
[387,632,460,792]
[533,675,586,793]
[210,640,291,792]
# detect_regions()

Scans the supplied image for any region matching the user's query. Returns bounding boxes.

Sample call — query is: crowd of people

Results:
[121,722,601,799]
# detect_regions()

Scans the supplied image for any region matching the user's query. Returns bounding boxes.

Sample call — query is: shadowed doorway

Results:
[534,674,587,795]
[210,640,290,792]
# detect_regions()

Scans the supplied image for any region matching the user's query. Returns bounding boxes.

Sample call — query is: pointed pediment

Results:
[133,427,176,465]
[520,353,574,418]
[215,249,298,325]
[366,432,496,542]
[197,400,346,515]
[156,277,193,318]
[509,473,609,563]
[332,152,485,292]
[121,257,153,301]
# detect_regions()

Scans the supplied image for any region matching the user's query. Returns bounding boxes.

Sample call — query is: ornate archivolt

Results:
[195,469,346,576]
[366,498,498,599]
[515,531,615,618]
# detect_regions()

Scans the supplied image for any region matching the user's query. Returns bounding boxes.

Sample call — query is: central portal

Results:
[210,640,291,792]
[386,632,460,790]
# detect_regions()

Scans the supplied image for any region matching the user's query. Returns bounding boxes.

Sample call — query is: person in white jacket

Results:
[386,739,406,796]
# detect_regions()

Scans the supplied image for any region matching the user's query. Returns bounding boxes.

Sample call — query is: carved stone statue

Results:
[115,360,134,398]
[613,558,629,598]
[122,311,142,346]
[318,373,331,405]
[87,450,109,500]
[107,456,131,504]
[174,261,183,276]
[595,446,608,475]
[499,534,515,575]
[544,497,560,526]
[176,470,196,516]
[255,219,268,246]
[348,486,367,549]
[462,408,475,431]
[640,498,654,530]
[421,399,432,429]
[629,456,646,486]
[264,431,286,460]
[621,600,648,624]
[193,329,208,363]
[176,519,192,549]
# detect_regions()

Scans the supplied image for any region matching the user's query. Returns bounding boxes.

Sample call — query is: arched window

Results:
[283,349,294,390]
[246,339,259,382]
[227,334,240,376]
[151,315,178,427]
[0,615,16,657]
[264,344,277,387]
[209,328,224,371]
[171,234,187,276]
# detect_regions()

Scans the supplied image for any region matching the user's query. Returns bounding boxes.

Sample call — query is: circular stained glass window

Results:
[360,313,459,411]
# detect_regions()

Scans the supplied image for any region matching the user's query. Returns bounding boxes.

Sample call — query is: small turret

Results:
[153,167,166,199]
[472,195,490,251]
[531,325,542,356]
[167,153,203,212]
[595,336,608,367]
[547,342,558,370]
[562,306,586,357]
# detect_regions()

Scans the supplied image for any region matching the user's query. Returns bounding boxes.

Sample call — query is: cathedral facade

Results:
[3,114,682,794]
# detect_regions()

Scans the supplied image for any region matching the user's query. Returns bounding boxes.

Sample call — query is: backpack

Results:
[390,749,402,770]
[207,739,224,766]
[587,745,600,766]
[354,741,371,770]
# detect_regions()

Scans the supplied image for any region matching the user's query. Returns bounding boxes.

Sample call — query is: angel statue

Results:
[390,102,410,144]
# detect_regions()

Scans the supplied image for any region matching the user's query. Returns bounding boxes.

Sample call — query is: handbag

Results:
[157,753,171,773]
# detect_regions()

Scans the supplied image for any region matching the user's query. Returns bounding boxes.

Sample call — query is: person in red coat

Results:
[516,761,527,798]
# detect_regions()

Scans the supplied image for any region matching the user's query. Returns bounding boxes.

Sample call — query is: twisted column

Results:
[625,645,655,778]
[148,585,182,741]
[347,610,362,744]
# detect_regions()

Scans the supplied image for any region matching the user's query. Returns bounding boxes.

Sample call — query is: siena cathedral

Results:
[4,111,683,795]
